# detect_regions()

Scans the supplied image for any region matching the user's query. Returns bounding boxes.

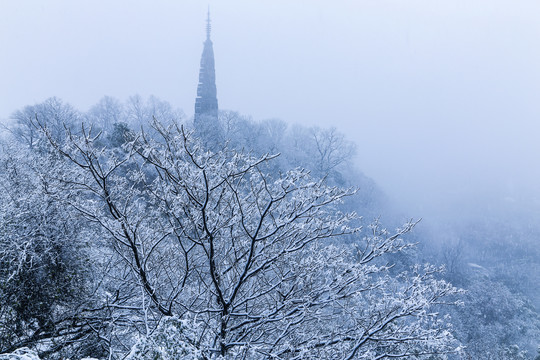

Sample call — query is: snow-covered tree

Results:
[6,98,80,150]
[0,142,111,358]
[29,116,462,359]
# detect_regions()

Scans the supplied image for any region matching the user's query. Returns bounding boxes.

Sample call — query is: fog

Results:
[2,0,540,225]
[2,2,540,357]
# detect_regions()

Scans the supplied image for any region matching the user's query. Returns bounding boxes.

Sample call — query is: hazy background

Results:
[1,0,540,225]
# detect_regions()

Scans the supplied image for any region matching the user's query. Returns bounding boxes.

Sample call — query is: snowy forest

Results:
[0,96,539,359]
[2,1,540,359]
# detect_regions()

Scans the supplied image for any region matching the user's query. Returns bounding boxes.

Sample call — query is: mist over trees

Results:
[1,96,539,360]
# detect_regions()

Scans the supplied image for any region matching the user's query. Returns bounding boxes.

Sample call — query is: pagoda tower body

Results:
[194,10,218,128]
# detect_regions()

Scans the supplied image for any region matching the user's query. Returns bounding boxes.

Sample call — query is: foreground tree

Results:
[29,116,462,359]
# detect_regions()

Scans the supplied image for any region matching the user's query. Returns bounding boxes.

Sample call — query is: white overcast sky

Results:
[1,0,540,221]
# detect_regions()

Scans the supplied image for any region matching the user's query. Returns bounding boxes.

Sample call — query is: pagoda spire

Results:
[206,7,211,40]
[194,8,219,128]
